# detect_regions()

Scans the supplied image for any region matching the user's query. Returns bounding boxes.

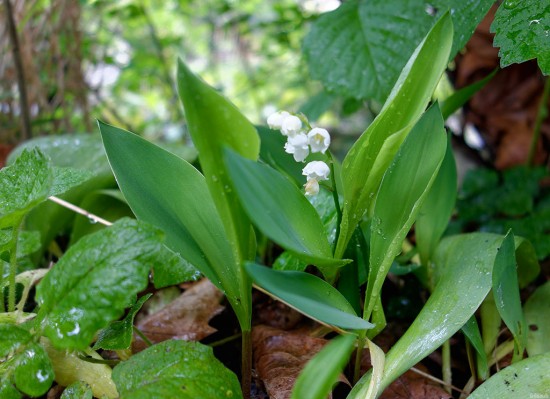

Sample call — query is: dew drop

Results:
[88,216,98,224]
[503,0,518,9]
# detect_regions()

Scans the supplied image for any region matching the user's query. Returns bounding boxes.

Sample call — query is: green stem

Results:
[326,152,342,255]
[208,332,242,348]
[8,221,22,313]
[442,340,452,394]
[133,326,153,347]
[353,333,367,384]
[241,329,252,399]
[527,76,550,166]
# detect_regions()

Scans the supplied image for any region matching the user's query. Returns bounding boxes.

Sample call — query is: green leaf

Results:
[0,380,20,399]
[60,381,93,399]
[36,218,162,349]
[461,316,489,379]
[177,59,259,266]
[245,263,372,331]
[415,134,457,267]
[93,294,152,351]
[0,324,54,397]
[225,149,345,268]
[151,245,200,289]
[524,281,550,356]
[50,167,92,197]
[0,230,40,259]
[491,0,550,74]
[364,104,447,319]
[258,126,304,186]
[335,13,453,258]
[493,230,527,361]
[113,340,242,399]
[0,148,52,228]
[290,334,355,399]
[99,122,247,327]
[349,232,537,397]
[303,1,491,102]
[469,353,550,398]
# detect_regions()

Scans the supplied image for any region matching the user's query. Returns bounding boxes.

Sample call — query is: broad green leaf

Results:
[492,231,526,361]
[50,167,92,197]
[60,381,93,399]
[225,149,346,268]
[0,380,20,399]
[273,251,308,272]
[177,59,259,266]
[303,1,490,102]
[291,334,356,399]
[258,126,304,186]
[245,263,372,331]
[461,316,489,379]
[0,230,40,259]
[364,104,447,319]
[0,324,54,397]
[99,122,247,327]
[0,148,52,228]
[93,294,152,351]
[469,353,550,398]
[349,232,537,397]
[416,134,457,268]
[335,13,453,258]
[524,281,550,356]
[440,69,498,119]
[36,218,162,349]
[491,0,550,74]
[113,340,242,399]
[151,245,200,289]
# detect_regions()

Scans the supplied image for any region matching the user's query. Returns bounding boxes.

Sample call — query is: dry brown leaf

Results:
[252,325,349,399]
[132,279,224,351]
[253,291,303,330]
[379,365,453,399]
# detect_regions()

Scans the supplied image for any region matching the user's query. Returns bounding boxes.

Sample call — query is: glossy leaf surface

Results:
[36,219,162,349]
[113,340,242,399]
[524,281,550,356]
[246,263,372,331]
[365,104,447,318]
[291,334,356,399]
[335,13,453,257]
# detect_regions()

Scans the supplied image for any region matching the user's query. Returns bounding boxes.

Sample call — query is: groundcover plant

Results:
[1,2,549,399]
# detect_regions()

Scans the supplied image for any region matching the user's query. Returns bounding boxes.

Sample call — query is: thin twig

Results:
[410,366,465,394]
[48,196,113,226]
[4,0,32,141]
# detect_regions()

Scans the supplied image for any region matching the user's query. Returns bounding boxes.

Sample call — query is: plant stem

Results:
[208,332,242,348]
[8,221,22,313]
[353,333,367,384]
[442,340,452,394]
[3,0,32,141]
[527,76,550,166]
[241,329,252,399]
[327,152,342,254]
[133,326,153,347]
[48,196,113,226]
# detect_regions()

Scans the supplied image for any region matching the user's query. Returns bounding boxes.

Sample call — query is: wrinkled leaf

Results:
[151,245,199,289]
[60,381,93,399]
[491,0,550,74]
[133,279,224,352]
[469,353,550,398]
[246,263,372,331]
[335,13,453,258]
[524,281,550,356]
[492,230,526,361]
[113,340,242,399]
[99,122,247,326]
[365,105,447,319]
[225,149,344,268]
[303,1,490,102]
[177,59,259,267]
[36,218,162,349]
[94,294,152,351]
[0,230,40,259]
[291,334,355,399]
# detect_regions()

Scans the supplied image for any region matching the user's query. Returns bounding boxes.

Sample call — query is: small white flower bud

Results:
[281,115,303,137]
[267,111,290,130]
[307,128,331,153]
[304,178,320,196]
[302,161,330,181]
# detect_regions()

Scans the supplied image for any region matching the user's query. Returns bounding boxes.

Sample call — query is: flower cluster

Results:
[267,111,331,196]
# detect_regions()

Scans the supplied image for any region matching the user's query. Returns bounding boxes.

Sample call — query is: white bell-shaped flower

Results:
[302,161,330,181]
[281,115,303,137]
[267,111,290,130]
[307,128,331,153]
[284,133,310,162]
[304,178,320,196]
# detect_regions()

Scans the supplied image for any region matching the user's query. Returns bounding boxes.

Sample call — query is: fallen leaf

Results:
[379,365,453,399]
[253,291,303,330]
[132,279,224,352]
[252,325,349,399]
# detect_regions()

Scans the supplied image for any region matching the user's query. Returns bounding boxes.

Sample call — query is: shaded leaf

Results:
[133,279,224,352]
[113,340,242,399]
[469,353,550,398]
[524,281,550,356]
[491,0,550,74]
[94,294,152,351]
[461,316,489,379]
[36,218,162,349]
[246,263,372,331]
[60,381,93,399]
[291,334,355,399]
[253,325,348,399]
